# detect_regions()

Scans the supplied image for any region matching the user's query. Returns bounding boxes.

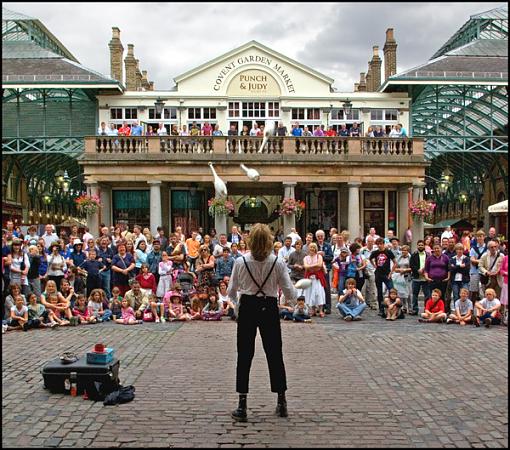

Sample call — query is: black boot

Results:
[275,392,288,417]
[231,394,247,422]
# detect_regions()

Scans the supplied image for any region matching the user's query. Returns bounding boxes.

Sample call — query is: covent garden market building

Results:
[2,6,508,245]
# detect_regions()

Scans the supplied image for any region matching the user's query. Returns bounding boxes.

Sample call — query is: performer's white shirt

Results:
[227,254,298,303]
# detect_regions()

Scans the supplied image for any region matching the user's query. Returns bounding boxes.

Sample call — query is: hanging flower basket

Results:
[279,198,305,220]
[208,197,235,217]
[75,194,102,215]
[409,199,436,220]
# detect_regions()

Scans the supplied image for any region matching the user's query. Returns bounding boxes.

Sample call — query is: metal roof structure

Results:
[380,5,508,202]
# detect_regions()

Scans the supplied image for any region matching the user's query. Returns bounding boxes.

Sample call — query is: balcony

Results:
[84,136,424,163]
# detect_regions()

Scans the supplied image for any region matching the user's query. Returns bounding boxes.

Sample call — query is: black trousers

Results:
[236,295,287,394]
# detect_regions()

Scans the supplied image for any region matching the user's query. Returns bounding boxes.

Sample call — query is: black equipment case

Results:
[41,356,120,396]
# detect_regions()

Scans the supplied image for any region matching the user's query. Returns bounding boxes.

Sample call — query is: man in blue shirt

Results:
[291,122,303,137]
[130,120,143,136]
[215,247,235,284]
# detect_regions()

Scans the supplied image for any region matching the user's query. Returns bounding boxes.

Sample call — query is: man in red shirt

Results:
[326,126,337,137]
[118,121,131,136]
[419,289,447,323]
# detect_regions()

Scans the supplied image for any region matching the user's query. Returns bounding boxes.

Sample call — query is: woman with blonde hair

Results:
[303,242,327,317]
[228,223,298,422]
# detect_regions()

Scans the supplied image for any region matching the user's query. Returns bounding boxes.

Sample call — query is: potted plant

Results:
[409,199,436,221]
[208,197,235,217]
[279,198,305,220]
[75,194,102,215]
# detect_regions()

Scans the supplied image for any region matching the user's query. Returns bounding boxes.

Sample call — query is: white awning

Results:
[488,199,508,214]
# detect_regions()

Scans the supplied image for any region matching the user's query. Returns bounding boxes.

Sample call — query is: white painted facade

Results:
[97,41,410,134]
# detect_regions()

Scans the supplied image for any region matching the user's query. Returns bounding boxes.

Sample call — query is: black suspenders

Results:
[241,256,279,299]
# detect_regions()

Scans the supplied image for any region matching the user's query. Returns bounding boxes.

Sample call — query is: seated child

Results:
[73,294,97,324]
[45,292,72,326]
[475,288,501,328]
[202,292,223,321]
[218,281,236,320]
[279,296,295,321]
[87,289,112,322]
[336,278,367,321]
[148,293,164,323]
[383,288,402,321]
[188,296,202,320]
[196,285,210,310]
[27,293,52,328]
[419,289,447,323]
[293,296,312,323]
[109,287,123,320]
[168,291,189,321]
[8,294,29,331]
[447,287,473,326]
[115,298,142,325]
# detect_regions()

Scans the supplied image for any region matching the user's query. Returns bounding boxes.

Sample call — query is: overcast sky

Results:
[4,2,504,92]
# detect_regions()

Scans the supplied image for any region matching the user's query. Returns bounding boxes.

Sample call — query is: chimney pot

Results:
[373,46,379,57]
[386,28,395,41]
[112,27,121,39]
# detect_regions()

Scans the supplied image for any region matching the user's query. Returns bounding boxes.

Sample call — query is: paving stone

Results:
[2,310,507,447]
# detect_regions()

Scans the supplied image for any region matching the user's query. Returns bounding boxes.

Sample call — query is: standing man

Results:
[409,240,430,315]
[424,244,450,306]
[41,224,59,250]
[276,121,287,136]
[278,236,295,272]
[360,236,377,309]
[130,120,143,136]
[228,224,297,422]
[370,238,398,317]
[315,230,333,314]
[469,230,487,305]
[213,234,232,258]
[228,226,242,245]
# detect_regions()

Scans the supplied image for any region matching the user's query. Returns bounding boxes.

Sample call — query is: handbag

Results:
[142,309,155,322]
[480,253,500,285]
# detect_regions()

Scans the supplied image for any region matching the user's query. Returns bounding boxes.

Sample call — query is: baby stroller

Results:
[177,272,196,308]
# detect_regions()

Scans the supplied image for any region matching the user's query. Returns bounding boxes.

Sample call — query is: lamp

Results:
[154,97,165,116]
[55,170,65,185]
[441,167,453,184]
[42,192,52,204]
[458,191,468,204]
[342,99,353,116]
[62,170,71,193]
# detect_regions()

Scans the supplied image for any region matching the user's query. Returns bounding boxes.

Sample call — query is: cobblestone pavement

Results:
[2,309,508,448]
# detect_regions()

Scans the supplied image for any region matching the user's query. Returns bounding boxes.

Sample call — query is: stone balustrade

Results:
[85,136,424,158]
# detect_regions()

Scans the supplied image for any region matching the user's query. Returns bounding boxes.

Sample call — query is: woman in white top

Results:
[8,239,30,296]
[227,223,297,422]
[46,242,67,292]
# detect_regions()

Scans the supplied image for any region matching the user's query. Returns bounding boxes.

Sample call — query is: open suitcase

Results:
[41,356,120,399]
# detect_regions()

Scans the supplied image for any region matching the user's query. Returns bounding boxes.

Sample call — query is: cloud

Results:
[3,2,503,91]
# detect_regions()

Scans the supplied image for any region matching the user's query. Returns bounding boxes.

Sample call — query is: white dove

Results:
[240,164,260,181]
[208,162,228,198]
[258,121,275,153]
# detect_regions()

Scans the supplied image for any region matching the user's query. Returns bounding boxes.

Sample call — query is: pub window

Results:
[242,102,265,118]
[306,108,321,120]
[228,102,240,118]
[164,108,177,119]
[385,109,398,121]
[124,108,137,119]
[331,109,344,121]
[370,110,384,121]
[291,108,305,120]
[345,109,360,121]
[267,102,280,118]
[148,108,157,120]
[188,108,201,120]
[110,108,122,120]
[203,108,216,120]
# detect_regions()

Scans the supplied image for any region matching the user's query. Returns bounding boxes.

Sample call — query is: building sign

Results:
[213,55,296,93]
[227,70,281,97]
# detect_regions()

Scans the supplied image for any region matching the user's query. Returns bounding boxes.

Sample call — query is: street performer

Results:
[227,223,298,422]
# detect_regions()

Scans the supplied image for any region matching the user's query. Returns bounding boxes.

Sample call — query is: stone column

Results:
[86,182,100,238]
[398,185,411,242]
[283,182,297,237]
[347,182,361,239]
[99,184,112,226]
[148,180,162,236]
[215,212,227,237]
[411,181,426,250]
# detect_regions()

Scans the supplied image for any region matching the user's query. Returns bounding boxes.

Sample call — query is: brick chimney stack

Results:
[124,44,137,90]
[148,81,154,91]
[135,59,143,90]
[141,70,151,90]
[358,72,367,92]
[108,27,124,83]
[370,46,382,91]
[366,62,373,92]
[383,28,397,81]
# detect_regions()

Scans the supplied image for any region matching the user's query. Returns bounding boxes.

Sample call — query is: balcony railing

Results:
[86,136,424,159]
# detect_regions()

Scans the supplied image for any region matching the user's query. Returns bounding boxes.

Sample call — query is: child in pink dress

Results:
[115,298,141,325]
